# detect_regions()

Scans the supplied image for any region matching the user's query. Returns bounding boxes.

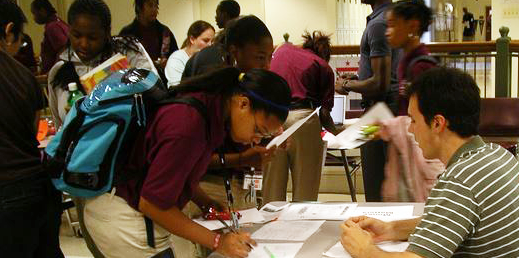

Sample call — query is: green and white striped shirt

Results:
[408,136,519,258]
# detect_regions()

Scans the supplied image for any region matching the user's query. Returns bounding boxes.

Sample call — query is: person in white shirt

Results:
[165,20,214,87]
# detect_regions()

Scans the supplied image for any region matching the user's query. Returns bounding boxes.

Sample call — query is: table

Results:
[209,202,424,258]
[286,202,424,258]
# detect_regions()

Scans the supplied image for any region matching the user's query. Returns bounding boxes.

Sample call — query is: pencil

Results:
[264,246,276,258]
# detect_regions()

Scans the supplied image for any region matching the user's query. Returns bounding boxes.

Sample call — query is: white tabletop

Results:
[209,201,425,258]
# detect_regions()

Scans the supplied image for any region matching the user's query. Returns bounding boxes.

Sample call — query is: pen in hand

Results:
[217,218,254,250]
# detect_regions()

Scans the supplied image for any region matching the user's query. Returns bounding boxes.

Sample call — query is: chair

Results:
[324,148,361,202]
[479,98,519,155]
[324,109,363,202]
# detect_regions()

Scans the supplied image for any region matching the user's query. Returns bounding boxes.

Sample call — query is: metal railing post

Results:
[496,26,511,97]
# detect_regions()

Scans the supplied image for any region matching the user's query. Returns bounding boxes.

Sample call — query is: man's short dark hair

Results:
[217,0,240,19]
[0,0,27,40]
[134,0,159,15]
[31,0,57,14]
[407,67,480,137]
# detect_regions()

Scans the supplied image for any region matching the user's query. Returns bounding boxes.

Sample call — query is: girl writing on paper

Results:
[177,15,277,257]
[83,67,291,257]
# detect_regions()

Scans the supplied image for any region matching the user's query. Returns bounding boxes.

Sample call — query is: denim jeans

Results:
[0,172,64,258]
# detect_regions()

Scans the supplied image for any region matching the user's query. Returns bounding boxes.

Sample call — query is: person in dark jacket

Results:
[0,1,63,257]
[119,0,178,73]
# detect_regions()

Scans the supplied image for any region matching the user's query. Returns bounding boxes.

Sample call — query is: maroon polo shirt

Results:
[270,43,335,110]
[397,44,436,116]
[116,92,226,210]
[41,15,69,73]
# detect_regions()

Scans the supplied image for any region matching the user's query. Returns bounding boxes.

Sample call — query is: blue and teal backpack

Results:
[45,68,209,197]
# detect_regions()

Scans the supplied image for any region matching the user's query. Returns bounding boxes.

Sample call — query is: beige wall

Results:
[20,0,338,56]
[492,0,519,97]
[264,0,336,45]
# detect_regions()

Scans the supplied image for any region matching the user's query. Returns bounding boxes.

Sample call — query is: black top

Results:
[463,12,475,37]
[0,50,46,184]
[182,43,226,79]
[119,19,179,60]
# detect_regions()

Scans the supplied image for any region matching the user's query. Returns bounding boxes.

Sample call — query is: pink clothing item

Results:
[378,116,444,202]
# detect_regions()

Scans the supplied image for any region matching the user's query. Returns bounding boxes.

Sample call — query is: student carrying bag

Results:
[45,68,209,197]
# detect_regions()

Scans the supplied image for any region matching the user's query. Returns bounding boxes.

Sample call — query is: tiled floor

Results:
[59,193,365,257]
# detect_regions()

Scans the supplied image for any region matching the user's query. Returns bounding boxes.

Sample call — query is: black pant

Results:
[0,173,64,258]
[360,139,387,202]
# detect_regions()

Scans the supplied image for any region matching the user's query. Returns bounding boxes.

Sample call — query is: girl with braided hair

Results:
[46,1,156,257]
[47,0,156,128]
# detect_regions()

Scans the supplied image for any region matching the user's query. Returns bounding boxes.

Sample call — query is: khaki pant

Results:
[171,174,255,258]
[83,193,172,258]
[74,197,105,258]
[261,110,324,204]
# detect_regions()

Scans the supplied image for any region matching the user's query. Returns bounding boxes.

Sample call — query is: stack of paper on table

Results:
[193,208,265,231]
[277,203,358,221]
[327,102,394,150]
[251,220,325,242]
[248,243,304,258]
[323,241,410,258]
[350,205,417,222]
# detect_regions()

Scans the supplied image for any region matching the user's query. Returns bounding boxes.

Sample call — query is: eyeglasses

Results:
[253,112,275,139]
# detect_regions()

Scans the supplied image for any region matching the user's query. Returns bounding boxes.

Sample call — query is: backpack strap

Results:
[406,55,438,81]
[46,98,86,178]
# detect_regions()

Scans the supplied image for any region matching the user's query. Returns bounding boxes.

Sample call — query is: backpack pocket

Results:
[63,115,126,191]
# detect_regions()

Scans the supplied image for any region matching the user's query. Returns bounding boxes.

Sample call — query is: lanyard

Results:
[218,148,240,229]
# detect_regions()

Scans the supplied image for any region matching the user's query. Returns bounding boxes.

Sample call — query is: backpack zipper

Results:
[134,93,146,126]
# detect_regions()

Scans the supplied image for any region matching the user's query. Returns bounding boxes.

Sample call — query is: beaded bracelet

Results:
[213,233,222,250]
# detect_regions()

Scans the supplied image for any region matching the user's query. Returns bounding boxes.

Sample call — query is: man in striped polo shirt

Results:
[340,67,519,258]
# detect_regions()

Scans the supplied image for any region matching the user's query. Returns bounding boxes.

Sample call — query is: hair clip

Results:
[238,73,246,82]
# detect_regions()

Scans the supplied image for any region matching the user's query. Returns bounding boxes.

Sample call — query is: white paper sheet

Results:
[248,243,304,258]
[259,203,290,222]
[251,220,325,242]
[277,203,358,221]
[333,102,394,149]
[350,205,416,222]
[323,241,409,258]
[266,108,320,149]
[193,208,265,231]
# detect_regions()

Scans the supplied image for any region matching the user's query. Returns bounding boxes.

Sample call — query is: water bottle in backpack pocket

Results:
[45,68,167,197]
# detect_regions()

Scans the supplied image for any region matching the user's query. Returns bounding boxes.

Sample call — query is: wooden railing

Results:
[330,26,519,98]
